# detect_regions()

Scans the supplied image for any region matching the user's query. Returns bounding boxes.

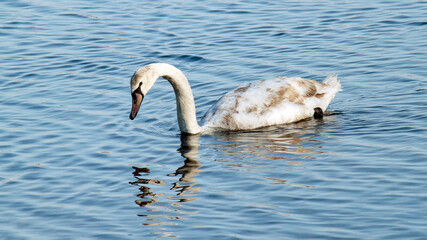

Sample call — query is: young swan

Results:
[130,63,341,134]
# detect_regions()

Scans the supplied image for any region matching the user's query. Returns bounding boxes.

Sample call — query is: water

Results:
[1,0,426,239]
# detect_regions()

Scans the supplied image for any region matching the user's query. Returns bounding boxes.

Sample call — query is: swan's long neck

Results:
[147,63,201,134]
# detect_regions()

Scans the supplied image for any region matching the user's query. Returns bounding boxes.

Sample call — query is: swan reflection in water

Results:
[130,114,338,228]
[129,133,203,228]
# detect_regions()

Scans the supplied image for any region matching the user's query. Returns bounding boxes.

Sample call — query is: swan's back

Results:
[201,75,341,132]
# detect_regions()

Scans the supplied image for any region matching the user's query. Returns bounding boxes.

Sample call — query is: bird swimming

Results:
[129,63,341,134]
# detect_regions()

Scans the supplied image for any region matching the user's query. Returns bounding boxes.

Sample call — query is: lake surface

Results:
[1,0,427,239]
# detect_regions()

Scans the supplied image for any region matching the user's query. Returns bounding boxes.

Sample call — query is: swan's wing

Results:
[283,77,329,102]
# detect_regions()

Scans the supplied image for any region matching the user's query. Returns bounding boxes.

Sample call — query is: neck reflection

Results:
[168,134,202,201]
[130,134,202,227]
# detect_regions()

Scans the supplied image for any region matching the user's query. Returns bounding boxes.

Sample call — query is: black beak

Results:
[130,90,144,120]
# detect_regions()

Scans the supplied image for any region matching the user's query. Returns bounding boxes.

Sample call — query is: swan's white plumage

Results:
[200,75,341,132]
[129,63,341,134]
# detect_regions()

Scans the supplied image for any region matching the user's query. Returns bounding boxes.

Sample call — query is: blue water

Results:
[1,0,427,239]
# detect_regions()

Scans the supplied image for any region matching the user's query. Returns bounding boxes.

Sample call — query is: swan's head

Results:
[129,65,158,120]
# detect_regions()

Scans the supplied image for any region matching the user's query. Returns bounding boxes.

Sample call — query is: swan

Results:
[129,63,341,134]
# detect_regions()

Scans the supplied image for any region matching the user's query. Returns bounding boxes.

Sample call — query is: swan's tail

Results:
[323,74,342,92]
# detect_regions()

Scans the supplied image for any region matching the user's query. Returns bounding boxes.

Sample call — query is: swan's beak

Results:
[130,91,144,120]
